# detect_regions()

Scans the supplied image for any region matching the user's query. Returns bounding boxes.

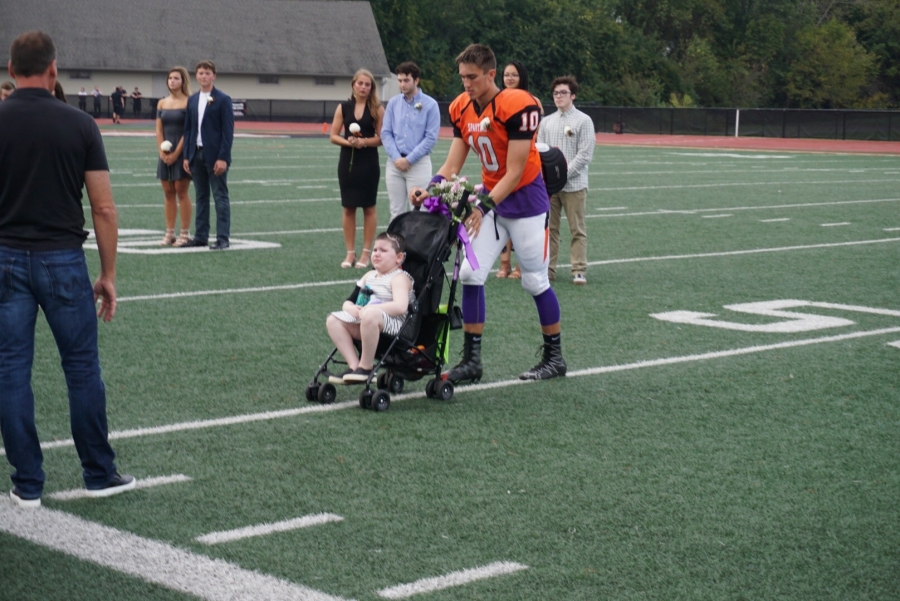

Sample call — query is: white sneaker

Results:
[573,274,587,285]
[10,488,41,508]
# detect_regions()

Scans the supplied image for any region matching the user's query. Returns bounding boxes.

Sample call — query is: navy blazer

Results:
[183,86,234,169]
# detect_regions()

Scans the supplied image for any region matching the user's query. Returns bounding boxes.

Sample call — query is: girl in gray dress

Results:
[155,66,193,246]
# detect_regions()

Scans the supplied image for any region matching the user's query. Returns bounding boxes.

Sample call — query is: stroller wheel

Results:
[305,383,319,402]
[425,378,439,399]
[437,381,454,401]
[371,390,391,411]
[317,383,337,404]
[378,371,406,395]
[359,388,373,409]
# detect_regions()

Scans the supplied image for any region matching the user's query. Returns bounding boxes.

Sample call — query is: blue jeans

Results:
[191,148,230,244]
[0,246,117,497]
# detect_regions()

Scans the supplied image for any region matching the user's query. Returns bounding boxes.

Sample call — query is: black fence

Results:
[65,94,898,142]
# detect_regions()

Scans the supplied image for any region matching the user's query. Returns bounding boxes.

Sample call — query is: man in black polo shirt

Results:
[0,31,135,508]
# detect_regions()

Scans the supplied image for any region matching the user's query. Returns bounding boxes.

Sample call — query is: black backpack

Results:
[537,144,567,195]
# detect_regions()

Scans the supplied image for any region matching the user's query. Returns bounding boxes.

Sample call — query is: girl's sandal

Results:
[355,249,371,269]
[160,230,176,246]
[172,231,192,248]
[496,261,511,278]
[508,265,522,279]
[341,251,356,269]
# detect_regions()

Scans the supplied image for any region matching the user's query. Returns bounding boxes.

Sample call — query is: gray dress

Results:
[156,108,190,181]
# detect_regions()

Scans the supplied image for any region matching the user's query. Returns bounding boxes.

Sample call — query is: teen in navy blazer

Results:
[182,60,234,249]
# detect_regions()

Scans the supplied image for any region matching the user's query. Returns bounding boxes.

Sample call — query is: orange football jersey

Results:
[450,88,542,192]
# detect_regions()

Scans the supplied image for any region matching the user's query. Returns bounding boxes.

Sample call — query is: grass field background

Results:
[1,131,898,600]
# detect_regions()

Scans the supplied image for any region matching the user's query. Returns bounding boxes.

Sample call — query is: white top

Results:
[197,91,211,147]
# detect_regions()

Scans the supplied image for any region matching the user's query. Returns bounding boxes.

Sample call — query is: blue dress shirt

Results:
[381,89,440,164]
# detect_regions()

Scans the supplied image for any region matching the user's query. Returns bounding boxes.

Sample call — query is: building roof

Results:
[1,0,391,77]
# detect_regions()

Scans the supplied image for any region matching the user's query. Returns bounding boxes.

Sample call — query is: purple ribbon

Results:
[457,222,480,271]
[423,196,450,219]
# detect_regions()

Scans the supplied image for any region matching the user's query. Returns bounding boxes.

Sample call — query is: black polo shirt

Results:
[0,87,109,250]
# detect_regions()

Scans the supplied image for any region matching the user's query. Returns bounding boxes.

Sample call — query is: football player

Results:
[411,43,566,383]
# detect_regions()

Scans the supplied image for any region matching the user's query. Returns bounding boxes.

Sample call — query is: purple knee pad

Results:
[533,288,561,326]
[461,284,486,324]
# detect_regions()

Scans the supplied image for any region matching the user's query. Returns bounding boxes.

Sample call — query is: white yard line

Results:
[110,238,900,304]
[10,325,900,457]
[885,227,900,232]
[376,561,528,599]
[48,474,192,501]
[702,214,732,219]
[760,218,791,222]
[195,513,344,545]
[821,222,851,227]
[593,178,900,192]
[587,197,900,219]
[0,504,352,601]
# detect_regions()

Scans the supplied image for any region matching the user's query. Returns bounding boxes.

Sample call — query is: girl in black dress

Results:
[155,67,193,246]
[330,68,385,269]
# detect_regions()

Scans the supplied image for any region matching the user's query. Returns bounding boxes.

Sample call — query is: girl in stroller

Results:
[326,232,415,384]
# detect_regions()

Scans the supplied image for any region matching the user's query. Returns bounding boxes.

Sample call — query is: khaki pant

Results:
[548,188,587,278]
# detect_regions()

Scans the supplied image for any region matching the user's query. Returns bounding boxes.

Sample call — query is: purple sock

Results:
[461,284,486,324]
[533,288,561,326]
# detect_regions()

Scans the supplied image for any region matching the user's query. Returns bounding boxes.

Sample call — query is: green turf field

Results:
[1,134,898,600]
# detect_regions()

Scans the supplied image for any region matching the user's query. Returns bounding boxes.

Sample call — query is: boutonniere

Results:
[564,126,573,137]
[480,117,491,132]
[207,95,214,106]
[414,102,423,110]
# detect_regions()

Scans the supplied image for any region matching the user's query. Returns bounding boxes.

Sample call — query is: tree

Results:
[784,19,876,108]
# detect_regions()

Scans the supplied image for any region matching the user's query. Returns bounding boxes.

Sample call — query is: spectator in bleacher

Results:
[537,75,595,285]
[380,61,440,223]
[92,85,102,115]
[131,86,143,117]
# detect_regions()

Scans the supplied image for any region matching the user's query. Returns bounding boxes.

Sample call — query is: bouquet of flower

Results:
[422,175,496,270]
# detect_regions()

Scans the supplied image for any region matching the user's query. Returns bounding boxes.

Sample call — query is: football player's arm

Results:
[486,138,530,205]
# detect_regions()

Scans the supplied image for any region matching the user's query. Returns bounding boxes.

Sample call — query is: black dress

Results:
[337,99,380,208]
[156,109,190,181]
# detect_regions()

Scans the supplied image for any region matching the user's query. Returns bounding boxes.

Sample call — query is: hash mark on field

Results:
[888,341,900,349]
[885,227,900,232]
[196,513,344,545]
[702,214,732,219]
[377,561,528,599]
[48,474,192,501]
[0,504,350,601]
[821,222,851,227]
[760,218,791,222]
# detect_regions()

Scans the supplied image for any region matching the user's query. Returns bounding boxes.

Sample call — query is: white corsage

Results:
[564,126,573,137]
[480,117,491,132]
[206,95,214,106]
[415,102,423,110]
[160,141,173,153]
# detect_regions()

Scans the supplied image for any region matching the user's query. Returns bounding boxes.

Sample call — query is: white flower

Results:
[160,141,173,153]
[348,123,361,135]
[480,118,491,131]
[414,102,423,110]
[564,126,573,137]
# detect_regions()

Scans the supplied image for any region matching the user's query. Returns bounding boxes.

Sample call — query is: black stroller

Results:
[306,210,464,411]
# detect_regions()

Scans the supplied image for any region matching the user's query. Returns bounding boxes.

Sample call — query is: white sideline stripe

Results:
[594,178,900,192]
[196,513,344,545]
[702,214,732,219]
[118,279,352,302]
[377,561,528,599]
[111,238,900,304]
[761,218,791,222]
[888,341,900,349]
[0,504,352,601]
[48,474,192,500]
[587,237,900,267]
[821,222,851,227]
[12,325,900,457]
[587,197,900,219]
